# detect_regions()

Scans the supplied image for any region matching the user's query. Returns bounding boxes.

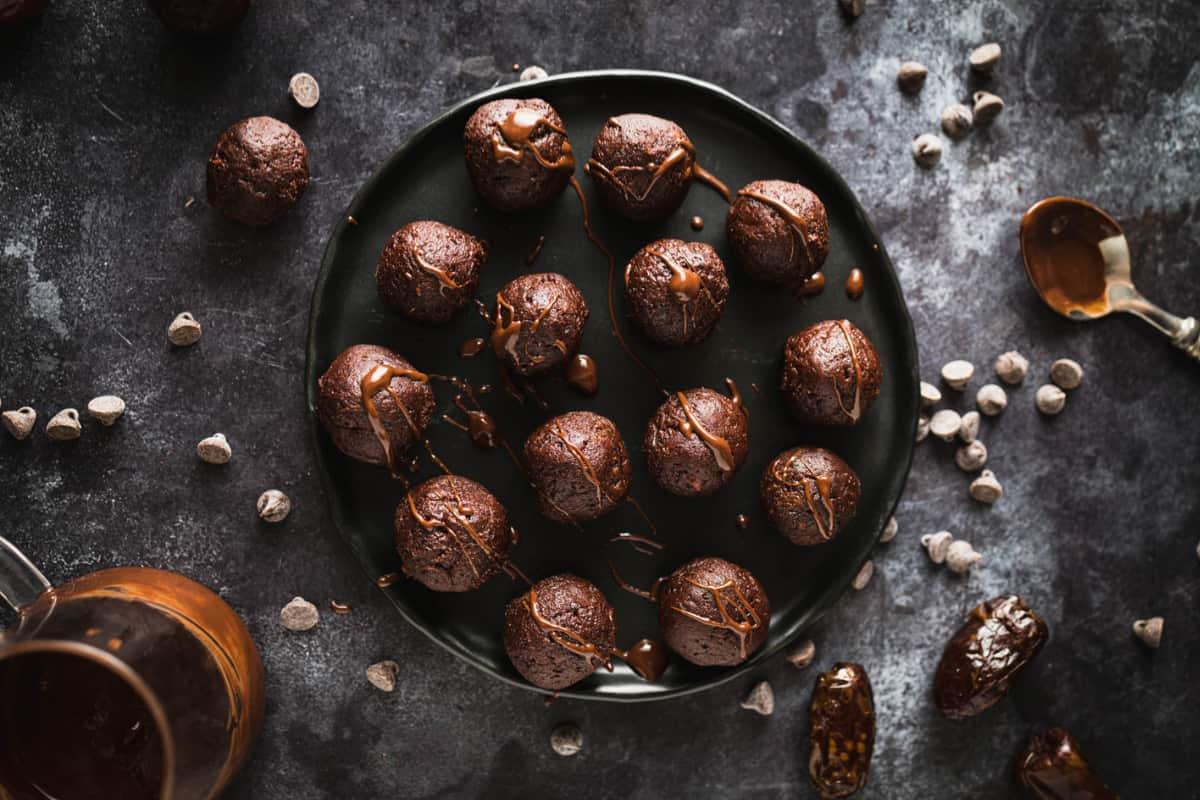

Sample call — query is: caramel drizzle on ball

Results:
[490,291,560,367]
[674,391,735,474]
[585,134,695,203]
[406,476,524,583]
[771,456,836,541]
[834,319,863,423]
[526,587,614,671]
[549,417,608,506]
[411,245,462,294]
[360,363,430,473]
[637,244,719,340]
[670,577,762,661]
[736,188,818,272]
[492,108,575,171]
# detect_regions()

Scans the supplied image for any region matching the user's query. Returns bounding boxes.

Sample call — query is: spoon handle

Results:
[1116,291,1200,360]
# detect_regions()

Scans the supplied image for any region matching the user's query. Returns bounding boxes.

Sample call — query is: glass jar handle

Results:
[0,536,51,613]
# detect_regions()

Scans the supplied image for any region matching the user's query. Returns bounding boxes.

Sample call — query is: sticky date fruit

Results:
[933,595,1047,719]
[1015,727,1117,799]
[808,662,875,798]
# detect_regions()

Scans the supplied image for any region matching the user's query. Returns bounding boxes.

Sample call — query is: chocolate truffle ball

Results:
[147,0,249,32]
[624,238,729,347]
[657,557,769,667]
[463,98,574,213]
[316,344,436,469]
[523,411,631,525]
[727,179,830,284]
[206,116,309,226]
[586,114,695,222]
[394,475,514,592]
[376,221,487,324]
[490,272,588,376]
[761,446,861,547]
[644,387,749,497]
[781,319,882,426]
[504,573,617,691]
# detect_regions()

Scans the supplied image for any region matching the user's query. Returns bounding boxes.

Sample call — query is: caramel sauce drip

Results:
[675,391,734,473]
[412,246,461,293]
[444,395,497,449]
[490,291,559,368]
[845,268,865,300]
[671,577,762,661]
[458,337,487,358]
[738,188,817,271]
[771,456,837,541]
[526,234,546,266]
[725,377,744,414]
[608,561,659,602]
[690,215,705,231]
[406,476,523,583]
[492,108,575,171]
[834,320,863,423]
[526,588,613,671]
[613,639,669,682]
[609,531,664,557]
[692,164,732,202]
[646,244,702,304]
[375,572,402,588]
[550,418,606,505]
[735,513,749,530]
[798,270,826,298]
[1020,202,1114,316]
[329,600,352,615]
[565,353,599,395]
[360,363,430,473]
[585,140,694,203]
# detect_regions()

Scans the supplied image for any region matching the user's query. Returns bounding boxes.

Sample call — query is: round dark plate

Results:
[306,70,918,702]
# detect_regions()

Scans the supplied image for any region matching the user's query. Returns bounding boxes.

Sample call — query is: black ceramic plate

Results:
[306,70,918,702]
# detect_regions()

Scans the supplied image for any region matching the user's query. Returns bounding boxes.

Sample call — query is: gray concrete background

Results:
[1,1,1198,797]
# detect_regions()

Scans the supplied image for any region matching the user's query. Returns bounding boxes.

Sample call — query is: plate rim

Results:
[305,68,920,703]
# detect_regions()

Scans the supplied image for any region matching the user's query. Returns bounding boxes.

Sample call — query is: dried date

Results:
[808,662,875,798]
[1015,727,1117,799]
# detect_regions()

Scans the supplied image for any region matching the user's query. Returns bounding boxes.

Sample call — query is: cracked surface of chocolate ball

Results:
[376,220,487,324]
[463,98,574,213]
[523,411,631,524]
[760,446,861,546]
[586,114,695,221]
[503,574,616,691]
[490,272,588,376]
[782,319,882,426]
[624,238,729,347]
[657,556,769,667]
[644,386,748,497]
[727,179,829,284]
[206,116,309,226]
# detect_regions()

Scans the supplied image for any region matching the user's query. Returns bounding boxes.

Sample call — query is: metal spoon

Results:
[1019,196,1199,359]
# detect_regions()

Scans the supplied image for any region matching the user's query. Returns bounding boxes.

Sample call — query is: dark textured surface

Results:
[0,1,1197,798]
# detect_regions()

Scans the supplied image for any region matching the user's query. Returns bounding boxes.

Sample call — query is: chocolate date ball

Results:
[206,116,309,226]
[503,574,617,691]
[585,114,695,222]
[147,0,249,32]
[523,411,631,525]
[490,272,588,376]
[316,344,435,470]
[376,221,487,324]
[657,557,769,667]
[727,179,829,284]
[761,446,861,547]
[624,239,729,347]
[782,319,882,426]
[463,98,574,213]
[644,386,748,497]
[394,475,514,592]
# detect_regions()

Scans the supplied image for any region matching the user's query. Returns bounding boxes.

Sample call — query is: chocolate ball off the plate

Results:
[761,446,861,546]
[147,0,249,32]
[504,573,617,691]
[376,221,487,324]
[727,179,829,284]
[586,114,695,222]
[657,557,769,667]
[624,238,729,347]
[644,387,748,497]
[523,411,631,524]
[394,475,514,592]
[782,319,882,426]
[463,98,574,213]
[317,344,435,469]
[206,116,309,226]
[490,272,588,376]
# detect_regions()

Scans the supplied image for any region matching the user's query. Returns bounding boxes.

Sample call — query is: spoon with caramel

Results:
[1020,196,1199,359]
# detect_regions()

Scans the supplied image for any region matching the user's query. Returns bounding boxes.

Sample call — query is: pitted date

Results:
[933,595,1047,719]
[1015,727,1117,799]
[808,662,875,798]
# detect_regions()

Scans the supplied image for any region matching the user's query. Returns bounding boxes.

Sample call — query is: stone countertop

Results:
[1,1,1198,797]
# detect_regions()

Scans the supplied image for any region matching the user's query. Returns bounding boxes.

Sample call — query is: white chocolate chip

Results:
[197,432,232,464]
[912,133,943,168]
[550,723,583,756]
[941,360,974,391]
[955,440,988,472]
[852,559,874,590]
[916,415,930,443]
[787,639,816,669]
[740,681,775,716]
[880,516,898,543]
[1132,617,1163,649]
[976,384,1008,416]
[366,659,400,691]
[945,540,982,574]
[2,407,37,440]
[257,489,291,523]
[288,72,320,109]
[519,65,548,81]
[969,470,1003,504]
[921,531,953,564]
[969,42,1002,73]
[280,597,319,631]
[167,312,202,346]
[972,91,1005,125]
[940,103,973,140]
[929,409,962,442]
[46,409,81,441]
[897,61,928,93]
[994,351,1029,384]
[1035,384,1067,415]
[958,411,980,443]
[1050,359,1083,390]
[920,381,942,408]
[87,395,126,426]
